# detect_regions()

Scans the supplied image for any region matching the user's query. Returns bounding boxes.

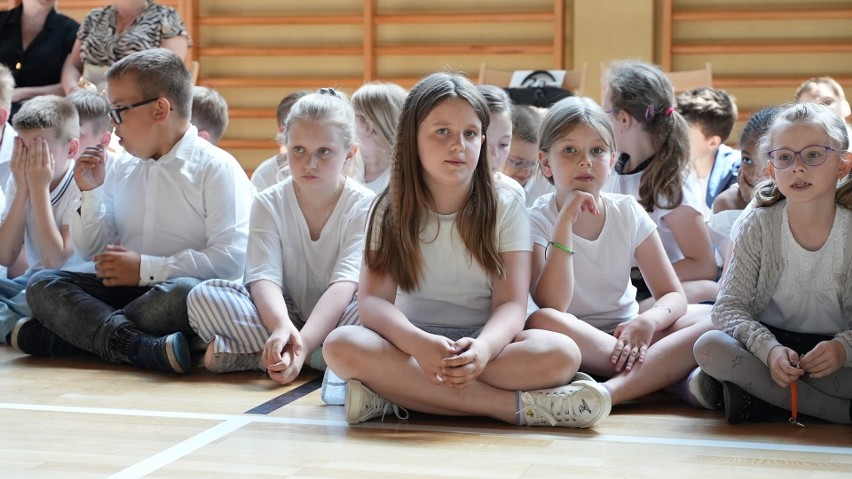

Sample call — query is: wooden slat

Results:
[673,8,852,21]
[374,11,554,24]
[198,14,362,26]
[661,0,673,71]
[228,108,276,119]
[219,139,278,150]
[54,0,181,8]
[553,0,564,69]
[672,42,852,55]
[200,76,364,88]
[199,46,362,57]
[715,74,852,88]
[376,44,553,56]
[363,0,376,83]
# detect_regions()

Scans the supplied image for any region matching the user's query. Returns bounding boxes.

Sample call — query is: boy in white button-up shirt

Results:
[12,49,254,375]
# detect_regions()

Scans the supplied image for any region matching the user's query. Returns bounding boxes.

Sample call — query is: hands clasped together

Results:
[263,322,307,385]
[412,333,492,389]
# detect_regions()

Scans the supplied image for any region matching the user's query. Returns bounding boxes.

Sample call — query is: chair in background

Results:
[664,62,713,93]
[478,62,588,96]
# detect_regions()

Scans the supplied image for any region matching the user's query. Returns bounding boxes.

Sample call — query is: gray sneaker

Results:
[208,352,263,373]
[519,380,612,428]
[345,379,409,424]
[687,368,722,410]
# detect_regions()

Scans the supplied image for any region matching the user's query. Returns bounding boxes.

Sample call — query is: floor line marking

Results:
[3,402,851,456]
[107,418,252,479]
[245,377,323,414]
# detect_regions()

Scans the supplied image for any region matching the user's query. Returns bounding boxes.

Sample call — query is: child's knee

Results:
[322,326,361,372]
[25,269,60,297]
[527,308,571,331]
[693,329,730,376]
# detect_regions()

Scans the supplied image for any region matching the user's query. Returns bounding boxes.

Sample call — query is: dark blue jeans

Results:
[26,270,200,364]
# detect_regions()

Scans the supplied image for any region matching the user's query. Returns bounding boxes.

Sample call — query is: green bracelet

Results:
[548,241,575,255]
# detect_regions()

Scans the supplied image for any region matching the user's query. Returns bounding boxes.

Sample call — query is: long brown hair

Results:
[365,73,504,292]
[605,60,690,212]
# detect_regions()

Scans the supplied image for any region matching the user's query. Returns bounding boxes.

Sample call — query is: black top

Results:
[0,6,80,116]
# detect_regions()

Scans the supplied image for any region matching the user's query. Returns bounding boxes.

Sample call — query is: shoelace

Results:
[361,391,409,422]
[518,389,582,426]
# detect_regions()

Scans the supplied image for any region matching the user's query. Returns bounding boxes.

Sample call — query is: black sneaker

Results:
[129,332,191,374]
[722,381,776,424]
[11,317,84,356]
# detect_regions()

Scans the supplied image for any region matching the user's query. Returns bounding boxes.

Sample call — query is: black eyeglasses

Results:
[107,98,159,124]
[767,145,844,169]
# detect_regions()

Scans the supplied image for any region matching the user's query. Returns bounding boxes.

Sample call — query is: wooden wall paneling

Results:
[663,1,852,130]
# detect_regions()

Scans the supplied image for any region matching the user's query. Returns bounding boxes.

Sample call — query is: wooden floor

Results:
[2,347,850,478]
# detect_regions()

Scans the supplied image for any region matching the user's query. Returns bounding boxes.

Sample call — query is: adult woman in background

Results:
[61,0,189,94]
[0,0,79,117]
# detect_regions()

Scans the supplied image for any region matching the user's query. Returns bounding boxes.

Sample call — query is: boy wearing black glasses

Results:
[12,49,254,375]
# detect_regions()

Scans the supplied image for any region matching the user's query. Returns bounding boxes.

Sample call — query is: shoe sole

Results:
[688,369,722,410]
[165,332,191,375]
[572,380,613,428]
[722,381,742,424]
[10,317,31,353]
[345,379,365,424]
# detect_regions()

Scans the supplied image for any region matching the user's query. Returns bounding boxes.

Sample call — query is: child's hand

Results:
[767,346,803,387]
[25,136,53,192]
[74,144,107,192]
[93,244,141,286]
[799,340,846,379]
[440,337,491,389]
[612,316,654,372]
[11,137,28,196]
[558,190,599,223]
[264,324,305,385]
[412,333,456,385]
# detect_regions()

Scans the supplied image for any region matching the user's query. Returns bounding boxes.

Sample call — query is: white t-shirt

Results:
[759,205,850,335]
[524,168,555,207]
[3,164,90,273]
[0,125,17,206]
[604,170,705,263]
[73,126,254,285]
[707,209,743,267]
[493,172,525,204]
[245,177,375,319]
[385,185,532,329]
[362,167,390,195]
[529,192,657,332]
[251,154,289,193]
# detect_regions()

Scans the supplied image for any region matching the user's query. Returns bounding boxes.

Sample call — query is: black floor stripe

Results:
[245,377,324,415]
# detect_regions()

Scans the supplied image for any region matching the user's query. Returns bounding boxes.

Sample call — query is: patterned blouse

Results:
[78,0,189,67]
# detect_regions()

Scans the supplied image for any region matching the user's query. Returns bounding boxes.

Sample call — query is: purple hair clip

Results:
[644,105,655,122]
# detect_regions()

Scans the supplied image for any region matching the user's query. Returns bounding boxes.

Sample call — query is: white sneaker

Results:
[519,380,611,428]
[687,367,722,410]
[345,379,409,424]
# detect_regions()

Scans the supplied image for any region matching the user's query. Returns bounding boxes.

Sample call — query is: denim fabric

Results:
[0,274,31,343]
[26,270,200,363]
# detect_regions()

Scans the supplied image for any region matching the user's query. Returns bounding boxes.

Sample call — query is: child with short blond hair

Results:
[0,95,86,343]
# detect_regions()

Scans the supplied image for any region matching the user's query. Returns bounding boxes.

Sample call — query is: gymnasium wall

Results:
[5,0,851,170]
